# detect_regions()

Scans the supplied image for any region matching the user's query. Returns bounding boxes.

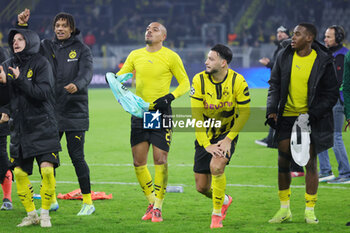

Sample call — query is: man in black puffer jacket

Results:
[266,23,338,225]
[0,46,13,210]
[0,28,61,227]
[18,9,94,215]
[257,26,305,178]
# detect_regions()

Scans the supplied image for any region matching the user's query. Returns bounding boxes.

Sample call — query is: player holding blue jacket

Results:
[117,22,190,222]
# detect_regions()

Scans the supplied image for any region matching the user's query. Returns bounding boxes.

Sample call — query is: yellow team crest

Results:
[223,87,229,96]
[69,50,77,59]
[27,69,33,78]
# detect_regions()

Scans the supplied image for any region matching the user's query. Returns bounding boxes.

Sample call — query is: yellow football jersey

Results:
[117,46,190,103]
[190,69,250,147]
[283,49,317,116]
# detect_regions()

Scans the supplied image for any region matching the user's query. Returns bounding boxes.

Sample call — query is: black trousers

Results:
[0,136,10,184]
[60,131,91,194]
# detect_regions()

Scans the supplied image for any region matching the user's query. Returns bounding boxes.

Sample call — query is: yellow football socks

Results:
[212,173,226,215]
[82,193,93,205]
[154,164,168,209]
[305,193,317,209]
[135,165,155,204]
[40,167,56,210]
[14,167,35,212]
[278,188,291,208]
[52,192,57,203]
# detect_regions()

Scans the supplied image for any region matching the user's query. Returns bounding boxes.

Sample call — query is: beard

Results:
[145,39,152,45]
[205,68,218,75]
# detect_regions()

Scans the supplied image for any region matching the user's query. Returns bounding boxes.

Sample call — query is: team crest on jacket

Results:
[69,50,77,59]
[68,50,78,62]
[27,69,33,79]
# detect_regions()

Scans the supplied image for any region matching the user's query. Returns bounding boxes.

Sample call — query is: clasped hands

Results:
[205,137,232,158]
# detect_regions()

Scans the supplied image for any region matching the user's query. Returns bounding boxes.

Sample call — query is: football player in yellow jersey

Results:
[117,22,190,222]
[266,23,338,224]
[190,44,250,228]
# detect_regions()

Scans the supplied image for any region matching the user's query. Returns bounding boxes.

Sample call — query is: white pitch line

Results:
[227,184,350,190]
[29,180,350,190]
[59,163,278,169]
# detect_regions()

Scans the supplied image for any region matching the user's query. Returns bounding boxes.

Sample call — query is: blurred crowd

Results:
[0,0,349,54]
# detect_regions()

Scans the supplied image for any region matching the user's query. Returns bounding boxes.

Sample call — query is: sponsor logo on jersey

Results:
[204,100,233,109]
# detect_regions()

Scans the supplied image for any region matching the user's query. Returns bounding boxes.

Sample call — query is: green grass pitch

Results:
[1,88,350,233]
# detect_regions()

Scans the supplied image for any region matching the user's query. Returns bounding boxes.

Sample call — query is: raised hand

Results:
[8,66,20,79]
[18,8,30,24]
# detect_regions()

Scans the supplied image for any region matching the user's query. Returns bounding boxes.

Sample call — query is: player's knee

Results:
[305,158,317,173]
[154,157,167,165]
[153,151,168,164]
[153,150,168,164]
[14,167,28,178]
[40,167,54,178]
[132,153,148,166]
[133,160,147,167]
[210,165,224,176]
[278,152,291,167]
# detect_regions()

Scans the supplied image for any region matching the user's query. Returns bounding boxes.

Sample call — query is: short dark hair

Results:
[53,12,76,33]
[328,25,346,44]
[298,23,317,40]
[210,44,233,64]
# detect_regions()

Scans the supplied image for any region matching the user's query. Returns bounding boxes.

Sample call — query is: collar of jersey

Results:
[208,71,228,85]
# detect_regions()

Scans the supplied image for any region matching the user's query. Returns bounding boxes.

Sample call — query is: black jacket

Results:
[329,44,349,86]
[329,44,349,103]
[40,32,93,131]
[266,40,339,153]
[1,29,61,159]
[0,47,10,136]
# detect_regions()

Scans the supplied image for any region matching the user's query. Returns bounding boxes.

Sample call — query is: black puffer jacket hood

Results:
[8,28,40,58]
